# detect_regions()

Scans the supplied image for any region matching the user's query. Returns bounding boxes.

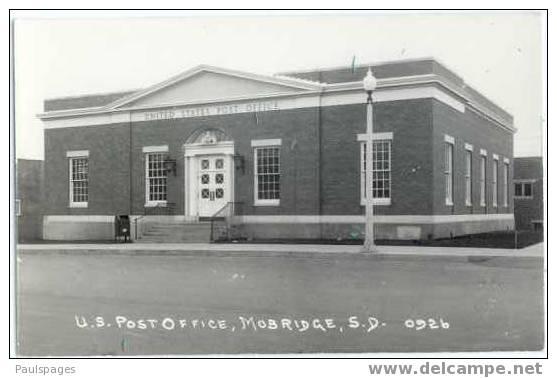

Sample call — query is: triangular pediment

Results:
[110,65,320,109]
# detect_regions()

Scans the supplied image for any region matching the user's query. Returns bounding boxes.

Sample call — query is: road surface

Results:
[15,250,544,356]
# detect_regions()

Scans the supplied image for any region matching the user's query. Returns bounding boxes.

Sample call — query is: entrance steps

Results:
[135,221,213,243]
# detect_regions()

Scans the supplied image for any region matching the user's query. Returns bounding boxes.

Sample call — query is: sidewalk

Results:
[17,241,544,260]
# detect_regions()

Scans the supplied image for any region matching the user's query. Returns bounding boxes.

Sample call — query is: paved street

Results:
[16,247,544,356]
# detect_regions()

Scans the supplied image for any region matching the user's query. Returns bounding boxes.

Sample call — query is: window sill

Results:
[145,201,167,208]
[69,202,88,208]
[360,199,391,206]
[254,200,280,207]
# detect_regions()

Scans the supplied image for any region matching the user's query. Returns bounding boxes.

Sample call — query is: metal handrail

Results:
[211,201,243,218]
[209,201,244,242]
[211,202,232,219]
[133,202,175,240]
[133,215,146,240]
[134,201,242,242]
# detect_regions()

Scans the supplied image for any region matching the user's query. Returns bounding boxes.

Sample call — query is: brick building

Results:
[514,157,543,230]
[16,159,44,242]
[38,58,515,241]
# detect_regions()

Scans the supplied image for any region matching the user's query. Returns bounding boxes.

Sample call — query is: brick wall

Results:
[44,123,131,215]
[45,108,322,217]
[43,97,513,223]
[432,98,514,217]
[319,99,434,216]
[131,107,321,216]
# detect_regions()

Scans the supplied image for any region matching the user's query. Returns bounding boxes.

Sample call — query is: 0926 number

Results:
[404,318,449,330]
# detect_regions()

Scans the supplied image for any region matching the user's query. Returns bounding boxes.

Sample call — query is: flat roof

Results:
[42,58,512,125]
[279,58,512,123]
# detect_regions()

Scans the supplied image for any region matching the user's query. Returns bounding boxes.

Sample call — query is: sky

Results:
[13,11,544,160]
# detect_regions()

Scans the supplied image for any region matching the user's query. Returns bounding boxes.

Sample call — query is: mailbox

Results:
[115,215,131,242]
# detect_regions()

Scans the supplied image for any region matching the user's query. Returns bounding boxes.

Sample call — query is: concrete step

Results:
[142,230,212,235]
[136,236,211,241]
[138,235,212,241]
[138,221,213,243]
[145,230,212,235]
[147,225,212,230]
[144,225,211,230]
[143,226,209,231]
[134,238,211,243]
[145,221,212,226]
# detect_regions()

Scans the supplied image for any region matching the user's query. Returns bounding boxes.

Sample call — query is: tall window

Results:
[492,159,498,207]
[444,142,454,205]
[254,146,280,205]
[146,153,167,204]
[503,162,509,207]
[69,156,89,207]
[480,155,487,206]
[360,140,392,204]
[465,150,472,206]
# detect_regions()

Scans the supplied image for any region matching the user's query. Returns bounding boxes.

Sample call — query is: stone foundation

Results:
[41,214,515,241]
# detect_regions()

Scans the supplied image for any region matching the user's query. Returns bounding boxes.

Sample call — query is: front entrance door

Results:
[197,155,228,217]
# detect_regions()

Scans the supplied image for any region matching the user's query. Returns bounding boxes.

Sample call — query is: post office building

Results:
[38,58,515,242]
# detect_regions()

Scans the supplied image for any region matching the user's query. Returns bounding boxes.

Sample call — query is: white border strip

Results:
[444,134,455,144]
[41,85,478,130]
[46,112,130,129]
[464,143,474,151]
[376,86,465,113]
[42,213,514,225]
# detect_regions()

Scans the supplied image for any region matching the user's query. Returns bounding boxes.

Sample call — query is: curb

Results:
[16,247,543,263]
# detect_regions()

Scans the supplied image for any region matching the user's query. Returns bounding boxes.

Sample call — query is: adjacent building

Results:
[514,156,543,230]
[38,58,515,241]
[16,159,44,242]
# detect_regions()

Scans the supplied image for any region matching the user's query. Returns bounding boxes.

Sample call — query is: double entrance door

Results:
[197,155,228,217]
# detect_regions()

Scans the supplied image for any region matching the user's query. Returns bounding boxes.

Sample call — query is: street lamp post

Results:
[363,68,377,252]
